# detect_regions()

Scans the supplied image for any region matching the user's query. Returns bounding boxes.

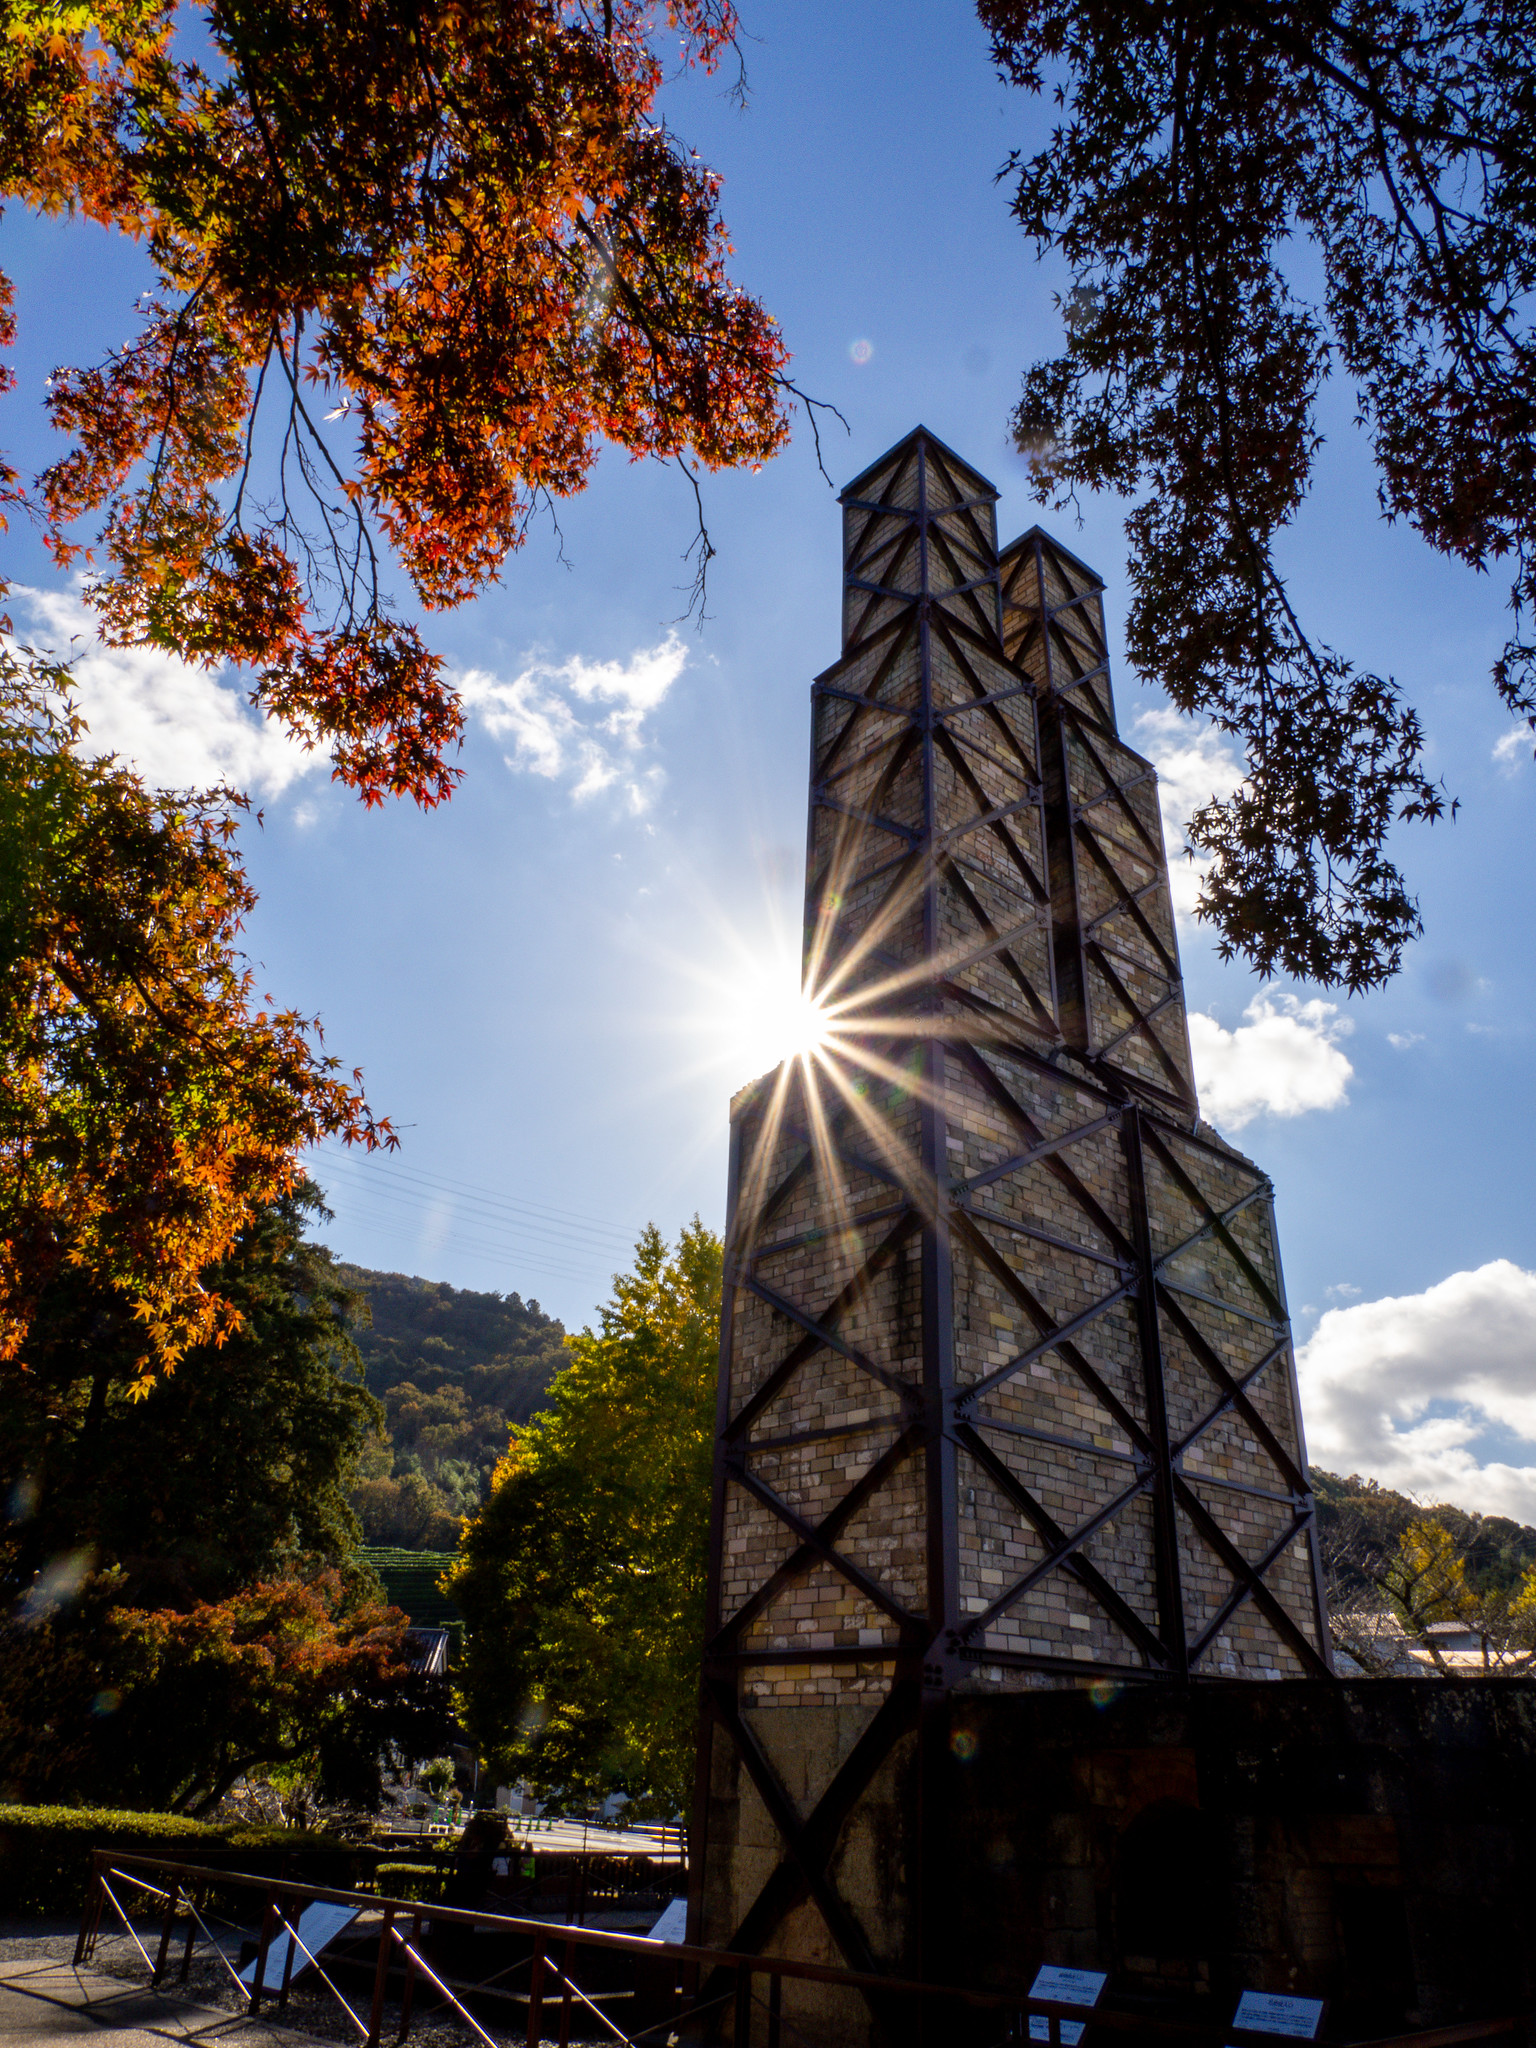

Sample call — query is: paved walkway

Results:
[0,1957,326,2048]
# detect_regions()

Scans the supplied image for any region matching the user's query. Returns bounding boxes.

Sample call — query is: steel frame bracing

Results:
[692,428,1331,2008]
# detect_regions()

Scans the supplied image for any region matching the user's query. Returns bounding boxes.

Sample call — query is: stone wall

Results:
[933,1680,1536,2040]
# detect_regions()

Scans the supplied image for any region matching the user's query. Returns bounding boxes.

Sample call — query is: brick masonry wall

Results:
[697,430,1330,2017]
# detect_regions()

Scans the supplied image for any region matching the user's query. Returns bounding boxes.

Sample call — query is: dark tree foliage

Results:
[981,0,1536,988]
[338,1265,567,1546]
[0,1184,453,1812]
[2,1566,449,1813]
[1,1181,378,1609]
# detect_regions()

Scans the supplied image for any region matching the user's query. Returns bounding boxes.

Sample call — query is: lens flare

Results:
[781,988,833,1061]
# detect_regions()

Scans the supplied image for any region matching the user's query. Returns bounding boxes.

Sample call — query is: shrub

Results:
[372,1862,444,1904]
[0,1806,366,1918]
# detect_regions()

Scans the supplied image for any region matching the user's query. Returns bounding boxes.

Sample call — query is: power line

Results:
[323,1218,605,1298]
[311,1145,639,1253]
[316,1188,617,1290]
[316,1164,633,1266]
[311,1143,638,1237]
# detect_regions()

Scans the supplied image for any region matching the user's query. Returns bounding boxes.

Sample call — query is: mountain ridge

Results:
[337,1262,569,1548]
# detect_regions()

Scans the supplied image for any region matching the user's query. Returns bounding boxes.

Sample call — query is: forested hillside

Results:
[1312,1469,1536,1596]
[338,1266,569,1548]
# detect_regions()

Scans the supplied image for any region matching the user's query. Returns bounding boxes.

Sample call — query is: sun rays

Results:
[657,796,1025,1258]
[722,825,1015,1260]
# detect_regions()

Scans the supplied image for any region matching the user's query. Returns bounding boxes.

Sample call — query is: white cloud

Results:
[1297,1261,1536,1520]
[459,633,687,814]
[1387,1031,1424,1050]
[8,584,318,798]
[1188,990,1354,1130]
[1493,726,1530,774]
[1131,707,1244,924]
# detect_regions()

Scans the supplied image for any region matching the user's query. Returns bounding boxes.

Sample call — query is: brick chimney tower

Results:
[692,428,1330,2041]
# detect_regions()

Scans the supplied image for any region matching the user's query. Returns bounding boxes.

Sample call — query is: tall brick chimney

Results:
[692,428,1330,2041]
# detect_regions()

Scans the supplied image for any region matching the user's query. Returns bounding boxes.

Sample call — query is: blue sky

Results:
[6,0,1536,1515]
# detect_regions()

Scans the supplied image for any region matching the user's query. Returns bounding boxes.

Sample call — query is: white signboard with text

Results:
[1232,1992,1325,2039]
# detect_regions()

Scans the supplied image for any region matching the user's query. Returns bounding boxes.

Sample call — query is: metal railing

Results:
[73,1851,1529,2048]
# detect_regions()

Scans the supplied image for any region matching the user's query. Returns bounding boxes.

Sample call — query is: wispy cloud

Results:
[8,584,318,798]
[459,633,687,814]
[1188,990,1354,1130]
[1494,726,1530,774]
[1297,1261,1536,1519]
[1131,707,1244,925]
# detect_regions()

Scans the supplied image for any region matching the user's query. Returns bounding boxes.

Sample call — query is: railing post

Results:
[179,1887,197,1981]
[74,1853,104,1967]
[248,1889,279,2014]
[151,1878,182,1987]
[396,1913,421,2043]
[767,1968,781,2048]
[558,1938,573,2048]
[277,1901,299,2012]
[525,1947,545,2048]
[367,1906,395,2048]
[734,1959,752,2048]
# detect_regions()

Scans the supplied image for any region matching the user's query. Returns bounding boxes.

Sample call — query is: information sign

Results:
[1030,2011,1088,2042]
[645,1898,688,1944]
[240,1903,361,1993]
[1232,1992,1325,2039]
[1028,1967,1107,2008]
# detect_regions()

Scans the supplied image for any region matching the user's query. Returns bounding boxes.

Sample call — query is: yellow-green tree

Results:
[447,1221,720,1818]
[1376,1518,1536,1672]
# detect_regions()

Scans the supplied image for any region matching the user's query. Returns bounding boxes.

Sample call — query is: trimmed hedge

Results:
[372,1862,446,1904]
[0,1807,367,1918]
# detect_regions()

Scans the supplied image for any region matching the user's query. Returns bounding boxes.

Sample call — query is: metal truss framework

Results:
[694,428,1331,1997]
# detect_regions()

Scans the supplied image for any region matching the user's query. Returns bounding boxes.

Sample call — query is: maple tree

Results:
[3,1564,449,1812]
[449,1220,720,1817]
[1,0,801,806]
[981,0,1536,989]
[0,639,391,1383]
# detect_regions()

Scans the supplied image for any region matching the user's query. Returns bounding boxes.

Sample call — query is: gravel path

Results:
[65,1924,624,2048]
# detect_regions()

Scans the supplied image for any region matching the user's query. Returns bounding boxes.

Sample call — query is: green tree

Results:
[448,1221,721,1819]
[350,1466,466,1551]
[1,1180,379,1609]
[338,1266,569,1549]
[0,1178,461,1812]
[980,0,1536,989]
[418,1755,457,1806]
